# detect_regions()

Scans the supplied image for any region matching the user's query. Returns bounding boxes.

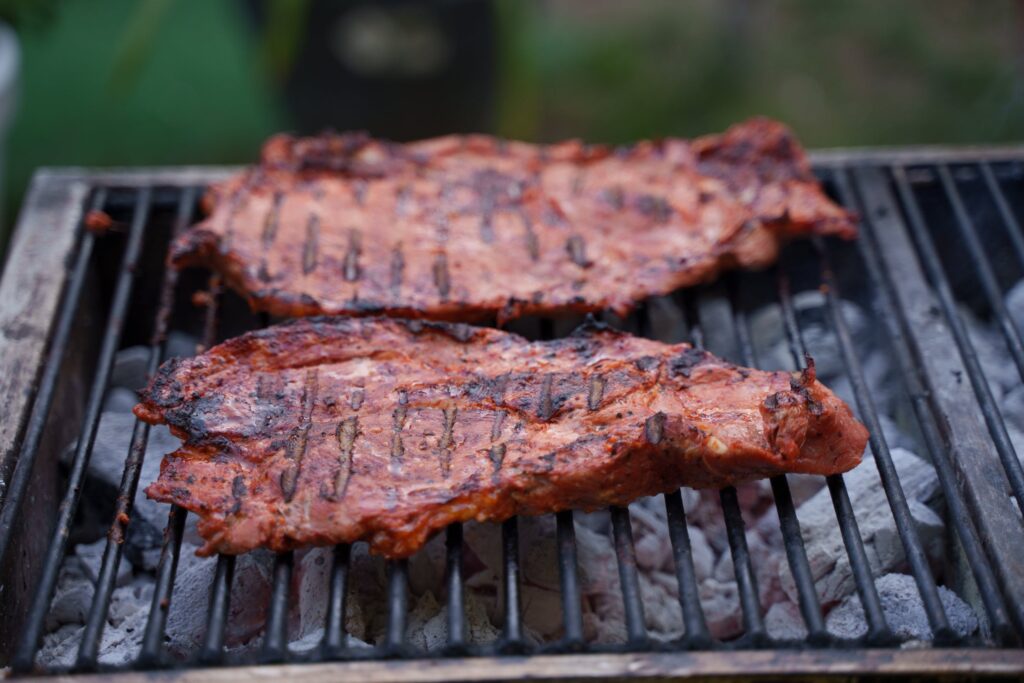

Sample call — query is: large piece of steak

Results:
[172,118,855,323]
[136,317,867,558]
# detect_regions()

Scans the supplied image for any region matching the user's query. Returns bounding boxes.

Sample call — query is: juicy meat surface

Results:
[137,317,867,558]
[172,118,855,323]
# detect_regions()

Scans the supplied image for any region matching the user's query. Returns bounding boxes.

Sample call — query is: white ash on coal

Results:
[826,573,978,641]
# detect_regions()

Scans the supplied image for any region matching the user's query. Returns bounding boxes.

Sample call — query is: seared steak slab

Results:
[173,118,855,323]
[136,317,867,558]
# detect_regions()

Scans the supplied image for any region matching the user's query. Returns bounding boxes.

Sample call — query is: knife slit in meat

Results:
[587,374,606,411]
[344,229,362,282]
[171,118,856,323]
[302,213,320,276]
[137,317,868,558]
[438,405,457,478]
[390,390,408,475]
[333,416,358,500]
[280,369,318,502]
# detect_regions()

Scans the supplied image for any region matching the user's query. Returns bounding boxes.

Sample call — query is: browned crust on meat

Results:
[136,317,867,558]
[171,118,856,323]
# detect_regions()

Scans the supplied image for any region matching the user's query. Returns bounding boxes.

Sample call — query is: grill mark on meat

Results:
[391,390,408,474]
[344,229,362,282]
[518,209,540,262]
[258,193,284,282]
[390,244,405,297]
[635,194,672,223]
[302,213,320,275]
[538,374,555,421]
[332,416,358,500]
[479,213,494,244]
[567,235,589,268]
[262,194,283,246]
[229,475,246,514]
[572,171,586,196]
[488,442,506,481]
[395,185,412,217]
[601,186,625,211]
[645,412,666,445]
[433,252,451,301]
[438,405,457,477]
[350,388,365,411]
[352,180,367,206]
[490,410,506,442]
[280,368,318,502]
[587,374,605,411]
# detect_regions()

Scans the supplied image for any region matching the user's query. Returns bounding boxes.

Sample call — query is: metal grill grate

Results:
[1,149,1024,678]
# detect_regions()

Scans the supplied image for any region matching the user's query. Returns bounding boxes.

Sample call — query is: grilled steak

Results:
[173,118,855,323]
[137,317,867,558]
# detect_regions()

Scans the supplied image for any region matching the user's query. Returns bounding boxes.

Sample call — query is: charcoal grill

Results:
[2,147,1024,680]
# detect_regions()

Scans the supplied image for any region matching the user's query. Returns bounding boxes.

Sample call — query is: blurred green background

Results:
[3,0,1024,252]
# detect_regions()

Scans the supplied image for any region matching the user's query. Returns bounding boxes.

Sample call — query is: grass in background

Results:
[5,0,284,231]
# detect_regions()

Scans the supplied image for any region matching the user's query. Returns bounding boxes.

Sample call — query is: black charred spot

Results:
[634,194,672,222]
[670,347,709,378]
[633,356,660,372]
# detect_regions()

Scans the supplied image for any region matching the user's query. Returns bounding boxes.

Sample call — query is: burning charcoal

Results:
[826,573,978,641]
[76,538,132,588]
[699,579,743,639]
[164,545,273,659]
[288,627,324,655]
[71,412,186,565]
[775,448,942,607]
[44,578,93,631]
[750,292,873,381]
[764,601,808,641]
[404,590,500,651]
[36,624,82,668]
[293,547,333,641]
[96,604,148,665]
[1001,385,1024,434]
[103,386,139,413]
[1006,279,1024,336]
[960,307,1016,400]
[110,346,151,391]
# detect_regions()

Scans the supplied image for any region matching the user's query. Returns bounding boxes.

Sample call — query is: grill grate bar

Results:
[200,555,236,664]
[138,505,187,665]
[775,269,892,643]
[555,510,584,646]
[385,560,409,652]
[322,543,351,656]
[609,506,647,644]
[729,276,827,641]
[891,166,1024,519]
[980,163,1024,268]
[679,291,765,641]
[262,551,295,662]
[0,190,105,564]
[11,188,152,672]
[76,386,156,667]
[446,523,466,650]
[500,518,523,647]
[719,487,766,641]
[937,165,1024,383]
[662,491,710,645]
[77,186,197,669]
[836,168,1023,641]
[811,231,954,642]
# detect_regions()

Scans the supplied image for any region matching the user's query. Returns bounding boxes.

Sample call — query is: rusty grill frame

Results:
[2,146,1024,680]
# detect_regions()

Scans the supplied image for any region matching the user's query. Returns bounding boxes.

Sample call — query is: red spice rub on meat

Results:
[171,118,855,323]
[136,317,867,558]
